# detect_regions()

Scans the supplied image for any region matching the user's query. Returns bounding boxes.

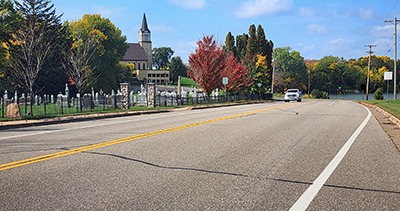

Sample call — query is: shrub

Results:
[311,89,328,99]
[374,87,384,100]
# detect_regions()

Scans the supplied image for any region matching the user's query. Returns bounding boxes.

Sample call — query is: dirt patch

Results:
[361,102,400,152]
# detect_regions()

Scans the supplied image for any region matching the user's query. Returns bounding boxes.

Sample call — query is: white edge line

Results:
[289,104,372,211]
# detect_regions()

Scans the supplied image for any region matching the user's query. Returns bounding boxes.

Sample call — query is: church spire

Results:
[140,13,150,33]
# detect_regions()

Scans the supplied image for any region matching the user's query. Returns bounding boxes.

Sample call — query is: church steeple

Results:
[138,13,152,69]
[140,13,150,33]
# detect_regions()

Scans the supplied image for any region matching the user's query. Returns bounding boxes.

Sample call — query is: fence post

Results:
[61,95,64,115]
[1,97,4,118]
[44,94,46,116]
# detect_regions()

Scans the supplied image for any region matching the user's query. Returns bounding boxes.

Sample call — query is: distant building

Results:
[122,13,170,84]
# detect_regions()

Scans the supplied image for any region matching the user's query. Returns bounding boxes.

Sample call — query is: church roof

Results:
[140,13,150,33]
[122,43,148,61]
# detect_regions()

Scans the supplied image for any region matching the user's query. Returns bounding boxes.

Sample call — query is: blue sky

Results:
[51,0,400,62]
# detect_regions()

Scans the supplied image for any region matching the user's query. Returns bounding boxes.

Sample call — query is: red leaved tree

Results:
[188,35,226,96]
[222,53,253,93]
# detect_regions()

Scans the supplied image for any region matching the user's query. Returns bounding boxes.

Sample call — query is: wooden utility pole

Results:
[385,17,400,99]
[364,44,376,100]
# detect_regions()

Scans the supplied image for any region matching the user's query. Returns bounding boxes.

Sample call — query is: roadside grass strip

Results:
[0,102,303,171]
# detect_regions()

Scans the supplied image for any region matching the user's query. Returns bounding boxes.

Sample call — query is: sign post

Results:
[223,77,228,98]
[384,71,393,101]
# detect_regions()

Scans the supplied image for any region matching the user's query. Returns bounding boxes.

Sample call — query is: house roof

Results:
[122,43,148,61]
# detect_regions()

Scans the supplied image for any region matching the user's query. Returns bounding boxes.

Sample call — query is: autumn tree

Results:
[0,0,21,93]
[222,53,252,93]
[8,0,64,115]
[152,47,174,70]
[188,35,225,96]
[74,14,128,93]
[62,20,106,95]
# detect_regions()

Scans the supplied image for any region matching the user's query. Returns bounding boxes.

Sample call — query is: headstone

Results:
[129,91,134,106]
[111,90,115,107]
[35,95,39,105]
[6,103,20,118]
[14,90,18,104]
[4,90,8,101]
[51,95,54,104]
[137,91,147,106]
[83,94,94,109]
[57,94,68,107]
[19,94,26,106]
[95,92,99,105]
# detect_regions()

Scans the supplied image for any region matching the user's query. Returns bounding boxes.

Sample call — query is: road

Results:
[1,100,399,210]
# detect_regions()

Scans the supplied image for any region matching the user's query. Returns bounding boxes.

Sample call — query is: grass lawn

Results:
[365,99,400,119]
[171,76,198,87]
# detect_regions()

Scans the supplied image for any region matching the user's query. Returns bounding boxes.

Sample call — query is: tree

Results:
[76,14,128,93]
[256,25,267,56]
[8,0,64,115]
[246,24,257,56]
[0,0,21,93]
[224,31,236,57]
[222,53,252,93]
[169,56,186,83]
[62,21,106,95]
[152,47,174,70]
[188,35,225,96]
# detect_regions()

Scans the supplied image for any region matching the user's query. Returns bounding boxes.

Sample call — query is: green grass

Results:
[365,99,400,119]
[171,76,198,87]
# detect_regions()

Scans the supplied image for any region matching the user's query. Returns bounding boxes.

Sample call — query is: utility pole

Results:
[385,17,400,99]
[364,44,376,100]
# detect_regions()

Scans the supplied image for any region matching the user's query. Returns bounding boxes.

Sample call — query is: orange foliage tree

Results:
[222,53,252,93]
[188,35,226,96]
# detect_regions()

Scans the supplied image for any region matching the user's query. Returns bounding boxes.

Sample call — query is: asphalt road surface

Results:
[1,100,400,210]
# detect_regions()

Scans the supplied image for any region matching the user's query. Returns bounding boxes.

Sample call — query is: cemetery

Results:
[0,82,273,120]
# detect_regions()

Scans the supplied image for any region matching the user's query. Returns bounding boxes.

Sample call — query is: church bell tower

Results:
[139,13,152,69]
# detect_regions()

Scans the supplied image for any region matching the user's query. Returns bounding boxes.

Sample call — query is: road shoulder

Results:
[360,102,400,152]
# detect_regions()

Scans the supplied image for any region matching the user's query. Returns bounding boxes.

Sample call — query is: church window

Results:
[138,63,141,70]
[143,63,146,69]
[148,74,151,77]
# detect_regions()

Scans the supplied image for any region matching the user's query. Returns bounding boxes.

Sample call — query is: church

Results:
[122,13,170,85]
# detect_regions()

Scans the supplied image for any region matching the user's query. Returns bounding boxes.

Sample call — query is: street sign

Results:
[384,71,393,80]
[223,77,228,85]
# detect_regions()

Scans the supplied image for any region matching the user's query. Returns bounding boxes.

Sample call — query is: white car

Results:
[284,89,302,102]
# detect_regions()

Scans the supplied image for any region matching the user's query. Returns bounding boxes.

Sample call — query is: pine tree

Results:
[224,31,236,57]
[246,24,257,56]
[256,25,267,56]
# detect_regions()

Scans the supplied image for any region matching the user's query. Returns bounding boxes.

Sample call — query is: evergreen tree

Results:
[256,25,267,56]
[224,31,236,57]
[246,24,257,56]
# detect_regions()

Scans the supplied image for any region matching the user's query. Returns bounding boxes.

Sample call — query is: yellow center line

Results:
[0,102,303,171]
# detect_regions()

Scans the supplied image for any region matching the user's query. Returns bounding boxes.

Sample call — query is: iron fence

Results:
[1,92,272,120]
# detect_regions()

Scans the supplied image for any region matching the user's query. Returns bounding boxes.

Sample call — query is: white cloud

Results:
[359,8,374,19]
[168,0,208,9]
[93,6,123,18]
[299,43,315,52]
[307,24,326,35]
[329,38,346,44]
[173,41,198,62]
[373,25,395,37]
[150,24,177,33]
[299,7,314,17]
[235,0,294,18]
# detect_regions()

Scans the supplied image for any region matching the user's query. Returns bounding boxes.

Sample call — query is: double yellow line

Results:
[0,103,302,171]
